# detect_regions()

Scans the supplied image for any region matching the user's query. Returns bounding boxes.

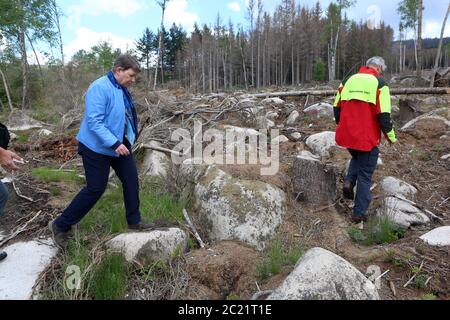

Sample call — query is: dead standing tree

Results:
[430,2,450,88]
[154,0,169,91]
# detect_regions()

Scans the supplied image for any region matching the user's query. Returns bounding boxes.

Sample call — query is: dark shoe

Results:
[48,220,69,249]
[128,219,170,231]
[343,180,355,200]
[0,251,6,262]
[351,215,368,223]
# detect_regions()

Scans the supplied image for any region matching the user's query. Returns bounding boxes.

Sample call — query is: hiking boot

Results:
[128,219,171,231]
[0,251,6,262]
[351,215,368,223]
[48,220,69,249]
[343,180,355,200]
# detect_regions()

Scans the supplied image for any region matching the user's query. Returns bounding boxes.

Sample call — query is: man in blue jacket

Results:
[49,54,154,248]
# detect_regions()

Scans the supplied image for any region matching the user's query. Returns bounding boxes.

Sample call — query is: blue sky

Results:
[38,0,450,62]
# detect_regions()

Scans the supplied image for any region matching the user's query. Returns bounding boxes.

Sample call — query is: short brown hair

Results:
[113,54,141,73]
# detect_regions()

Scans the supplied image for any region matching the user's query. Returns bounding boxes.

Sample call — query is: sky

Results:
[32,0,450,63]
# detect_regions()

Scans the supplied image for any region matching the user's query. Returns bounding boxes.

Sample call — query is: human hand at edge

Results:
[0,148,23,171]
[115,144,130,156]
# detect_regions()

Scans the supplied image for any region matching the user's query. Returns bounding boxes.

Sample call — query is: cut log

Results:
[292,155,338,204]
[253,87,450,98]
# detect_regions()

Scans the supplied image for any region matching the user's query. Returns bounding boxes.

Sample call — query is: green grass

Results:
[256,238,304,281]
[90,253,130,300]
[32,167,84,184]
[80,184,184,236]
[16,132,29,143]
[43,182,185,300]
[420,293,437,300]
[348,216,405,246]
[50,187,62,196]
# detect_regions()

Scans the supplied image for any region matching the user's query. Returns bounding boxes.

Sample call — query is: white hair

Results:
[366,56,387,71]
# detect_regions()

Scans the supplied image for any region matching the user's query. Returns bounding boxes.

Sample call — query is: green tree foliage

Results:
[136,27,156,82]
[313,59,326,81]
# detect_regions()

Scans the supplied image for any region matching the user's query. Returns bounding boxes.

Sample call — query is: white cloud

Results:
[423,20,450,38]
[165,0,199,30]
[228,2,241,12]
[65,27,136,60]
[27,51,49,66]
[74,0,144,18]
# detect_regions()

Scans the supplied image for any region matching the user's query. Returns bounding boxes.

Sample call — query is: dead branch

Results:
[141,143,183,156]
[403,260,424,288]
[11,178,34,202]
[0,210,42,247]
[182,208,205,248]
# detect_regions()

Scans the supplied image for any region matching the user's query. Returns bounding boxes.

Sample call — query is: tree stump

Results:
[292,155,337,204]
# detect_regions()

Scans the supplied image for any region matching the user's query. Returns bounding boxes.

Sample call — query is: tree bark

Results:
[430,2,450,87]
[154,0,167,91]
[253,87,450,98]
[0,65,14,111]
[18,28,28,110]
[416,0,423,78]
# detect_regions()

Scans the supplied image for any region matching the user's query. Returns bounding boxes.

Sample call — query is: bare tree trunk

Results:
[240,41,248,90]
[0,65,14,111]
[416,0,423,78]
[154,0,167,91]
[25,31,44,86]
[18,28,28,110]
[430,2,449,87]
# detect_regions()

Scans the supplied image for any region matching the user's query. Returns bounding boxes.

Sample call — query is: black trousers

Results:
[55,142,141,232]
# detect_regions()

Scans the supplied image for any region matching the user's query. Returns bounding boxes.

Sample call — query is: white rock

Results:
[261,97,285,105]
[266,111,279,121]
[266,119,276,129]
[0,240,58,300]
[380,176,417,200]
[107,228,188,264]
[289,132,302,141]
[377,197,430,229]
[268,248,379,300]
[9,132,17,141]
[441,154,450,160]
[38,129,53,137]
[305,131,338,157]
[401,115,450,131]
[189,165,287,250]
[422,97,446,105]
[304,103,334,118]
[271,135,289,144]
[391,105,400,113]
[142,141,171,179]
[286,110,300,126]
[420,227,450,246]
[223,125,261,137]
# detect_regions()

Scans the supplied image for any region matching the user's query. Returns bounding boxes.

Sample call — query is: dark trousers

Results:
[345,147,379,217]
[55,143,141,232]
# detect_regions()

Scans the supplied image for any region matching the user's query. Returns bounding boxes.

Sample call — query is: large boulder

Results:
[261,97,285,105]
[304,103,334,119]
[0,239,58,300]
[268,248,379,300]
[380,176,417,201]
[179,163,287,250]
[107,228,188,265]
[305,131,338,157]
[377,197,430,229]
[401,115,450,131]
[419,227,450,247]
[7,110,44,131]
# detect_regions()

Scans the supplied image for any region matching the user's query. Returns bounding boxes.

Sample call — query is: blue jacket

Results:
[77,75,126,157]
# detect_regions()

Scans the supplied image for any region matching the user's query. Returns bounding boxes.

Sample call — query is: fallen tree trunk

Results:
[253,87,450,98]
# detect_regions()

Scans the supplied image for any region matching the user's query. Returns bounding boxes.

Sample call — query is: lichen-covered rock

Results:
[286,110,300,126]
[304,103,334,118]
[380,176,417,200]
[107,228,188,265]
[377,197,430,229]
[268,248,379,300]
[180,164,287,250]
[305,131,338,157]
